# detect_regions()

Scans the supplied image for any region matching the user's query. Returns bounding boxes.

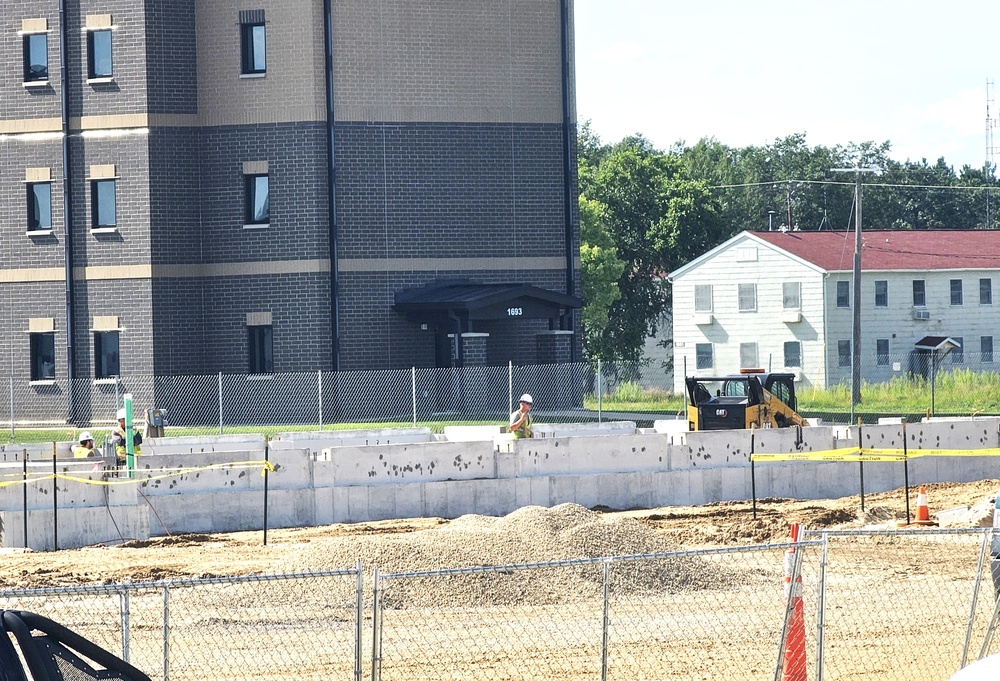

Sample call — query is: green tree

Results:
[578,197,626,361]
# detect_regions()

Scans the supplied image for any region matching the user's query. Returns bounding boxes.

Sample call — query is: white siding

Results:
[670,234,827,393]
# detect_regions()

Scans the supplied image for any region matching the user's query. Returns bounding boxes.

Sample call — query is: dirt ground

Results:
[1,478,997,589]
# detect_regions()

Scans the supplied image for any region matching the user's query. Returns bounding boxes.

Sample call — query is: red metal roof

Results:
[753,230,1000,272]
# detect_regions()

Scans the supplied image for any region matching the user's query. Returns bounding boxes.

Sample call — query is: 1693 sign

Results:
[507,307,523,316]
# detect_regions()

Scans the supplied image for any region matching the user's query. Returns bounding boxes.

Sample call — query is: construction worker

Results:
[509,393,534,439]
[72,431,96,458]
[112,408,142,465]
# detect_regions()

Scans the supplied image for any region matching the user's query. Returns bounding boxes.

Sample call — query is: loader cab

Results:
[686,370,800,430]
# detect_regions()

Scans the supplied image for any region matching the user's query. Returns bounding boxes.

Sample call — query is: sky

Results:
[574,1,1000,170]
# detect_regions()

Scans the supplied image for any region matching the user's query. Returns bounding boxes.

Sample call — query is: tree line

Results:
[578,126,999,367]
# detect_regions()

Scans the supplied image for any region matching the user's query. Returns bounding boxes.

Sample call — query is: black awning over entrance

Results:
[394,282,583,325]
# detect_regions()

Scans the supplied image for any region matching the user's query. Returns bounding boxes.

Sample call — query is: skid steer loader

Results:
[685,368,808,431]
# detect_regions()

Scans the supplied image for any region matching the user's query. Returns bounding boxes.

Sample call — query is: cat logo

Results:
[715,409,727,417]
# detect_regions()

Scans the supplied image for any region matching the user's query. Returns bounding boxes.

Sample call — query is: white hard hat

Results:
[116,408,126,420]
[78,431,93,442]
[519,393,533,404]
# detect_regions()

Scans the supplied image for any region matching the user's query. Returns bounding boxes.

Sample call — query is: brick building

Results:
[1,0,581,421]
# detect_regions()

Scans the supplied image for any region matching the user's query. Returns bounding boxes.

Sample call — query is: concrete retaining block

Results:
[272,428,434,451]
[144,434,266,456]
[533,421,636,438]
[443,425,503,442]
[321,441,494,486]
[0,505,149,550]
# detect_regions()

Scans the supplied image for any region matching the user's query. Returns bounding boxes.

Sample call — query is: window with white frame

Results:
[874,280,888,308]
[782,282,801,309]
[23,28,48,83]
[739,342,758,369]
[694,284,713,312]
[737,283,756,312]
[837,340,851,368]
[87,28,113,79]
[981,278,992,305]
[950,279,963,306]
[876,339,889,366]
[783,341,801,367]
[982,336,993,363]
[836,281,850,308]
[695,343,713,370]
[27,181,51,232]
[913,279,926,306]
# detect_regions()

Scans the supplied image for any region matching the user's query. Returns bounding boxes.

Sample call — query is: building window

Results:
[836,281,850,308]
[694,285,713,312]
[248,325,273,374]
[782,282,801,309]
[91,179,116,228]
[876,339,889,366]
[982,336,994,363]
[783,341,801,368]
[244,174,269,225]
[94,331,120,379]
[913,279,926,307]
[950,279,963,306]
[27,182,52,232]
[739,342,758,369]
[981,278,992,305]
[23,33,48,82]
[874,280,888,308]
[87,29,113,79]
[240,15,266,75]
[837,340,851,368]
[695,343,713,370]
[952,337,964,364]
[737,283,756,312]
[30,332,55,381]
[735,246,757,262]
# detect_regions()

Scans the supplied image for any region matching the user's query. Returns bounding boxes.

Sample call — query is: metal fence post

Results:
[120,589,130,663]
[355,562,363,681]
[960,532,991,668]
[9,375,14,443]
[600,560,610,681]
[597,358,603,423]
[412,367,417,427]
[508,361,513,414]
[816,532,828,681]
[371,567,382,681]
[318,370,324,431]
[162,584,170,681]
[218,372,223,435]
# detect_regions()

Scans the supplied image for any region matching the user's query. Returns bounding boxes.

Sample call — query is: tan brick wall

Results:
[196,0,326,126]
[332,0,565,124]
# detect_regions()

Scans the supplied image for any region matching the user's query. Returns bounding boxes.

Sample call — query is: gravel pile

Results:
[276,503,741,608]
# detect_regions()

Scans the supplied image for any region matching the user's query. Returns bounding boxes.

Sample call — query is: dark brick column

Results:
[536,331,573,364]
[460,333,490,366]
[535,331,578,409]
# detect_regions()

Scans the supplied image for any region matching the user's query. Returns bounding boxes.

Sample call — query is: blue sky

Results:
[575,1,998,170]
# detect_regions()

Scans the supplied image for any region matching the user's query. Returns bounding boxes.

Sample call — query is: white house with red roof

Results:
[667,230,1000,392]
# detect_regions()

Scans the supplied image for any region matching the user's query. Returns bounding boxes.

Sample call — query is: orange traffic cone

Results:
[781,523,807,681]
[913,485,935,526]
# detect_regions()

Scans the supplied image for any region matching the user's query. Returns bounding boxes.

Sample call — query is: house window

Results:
[695,343,713,370]
[737,283,756,312]
[27,182,52,232]
[87,29,113,79]
[782,282,801,309]
[783,341,801,368]
[952,337,964,364]
[739,342,758,369]
[874,280,888,308]
[912,280,926,307]
[30,332,55,381]
[94,331,120,379]
[982,336,993,363]
[694,285,713,312]
[876,339,889,366]
[836,281,850,308]
[981,278,992,305]
[735,246,757,262]
[23,33,48,82]
[91,179,116,228]
[245,174,269,225]
[248,325,273,374]
[240,12,266,75]
[950,279,963,306]
[837,340,851,368]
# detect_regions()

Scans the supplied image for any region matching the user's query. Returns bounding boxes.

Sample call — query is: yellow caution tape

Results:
[752,447,1000,462]
[0,461,275,488]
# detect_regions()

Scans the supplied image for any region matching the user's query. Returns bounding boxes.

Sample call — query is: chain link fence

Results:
[2,531,1000,680]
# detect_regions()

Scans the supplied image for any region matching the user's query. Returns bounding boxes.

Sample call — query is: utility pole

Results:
[832,166,879,421]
